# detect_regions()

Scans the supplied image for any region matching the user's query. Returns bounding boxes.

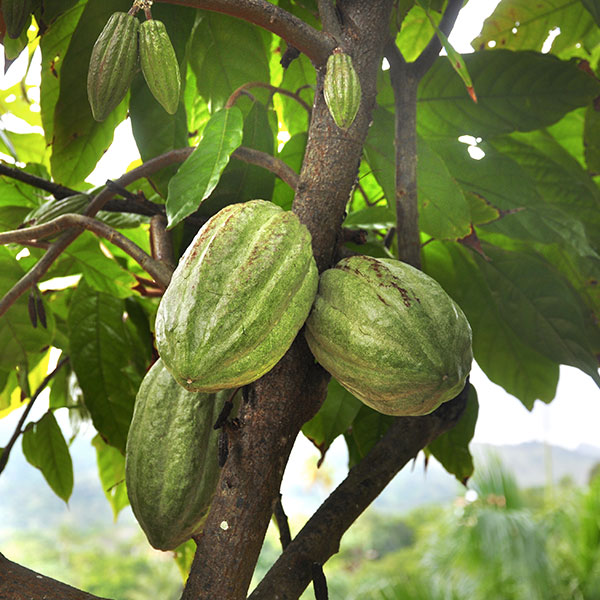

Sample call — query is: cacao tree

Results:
[1,0,599,598]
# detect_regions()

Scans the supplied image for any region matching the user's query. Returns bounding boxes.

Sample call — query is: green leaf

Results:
[395,4,440,62]
[279,53,315,137]
[22,412,73,503]
[345,405,394,468]
[581,0,600,24]
[273,132,306,210]
[472,0,596,54]
[47,233,137,298]
[50,0,129,186]
[92,434,129,519]
[190,12,270,113]
[0,248,55,371]
[0,131,48,165]
[418,50,600,139]
[198,101,276,216]
[166,107,244,228]
[344,206,395,228]
[417,137,472,239]
[423,241,560,408]
[302,378,363,463]
[129,3,195,197]
[477,244,600,384]
[67,282,139,452]
[584,103,600,173]
[427,384,478,484]
[39,1,86,144]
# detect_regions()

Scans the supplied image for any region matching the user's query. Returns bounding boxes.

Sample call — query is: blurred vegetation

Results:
[5,456,600,600]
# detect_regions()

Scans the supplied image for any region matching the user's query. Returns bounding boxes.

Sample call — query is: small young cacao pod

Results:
[87,11,140,122]
[323,50,362,130]
[2,0,32,39]
[138,19,181,114]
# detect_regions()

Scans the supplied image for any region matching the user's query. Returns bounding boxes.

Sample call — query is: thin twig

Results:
[0,214,173,289]
[0,356,69,475]
[273,495,292,549]
[232,146,299,190]
[0,163,78,199]
[225,81,312,114]
[412,0,463,80]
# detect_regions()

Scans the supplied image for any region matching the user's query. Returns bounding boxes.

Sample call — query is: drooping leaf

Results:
[22,411,73,503]
[198,100,276,216]
[166,107,244,228]
[50,0,129,186]
[190,12,270,112]
[418,50,600,139]
[584,103,600,173]
[92,433,129,519]
[345,405,394,468]
[67,282,139,452]
[302,378,363,464]
[423,241,560,408]
[472,0,596,55]
[427,384,478,484]
[395,3,440,62]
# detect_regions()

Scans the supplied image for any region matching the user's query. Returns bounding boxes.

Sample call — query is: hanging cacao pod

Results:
[87,11,140,122]
[323,50,361,130]
[155,200,318,392]
[2,0,32,39]
[125,359,226,551]
[305,255,473,416]
[138,19,181,114]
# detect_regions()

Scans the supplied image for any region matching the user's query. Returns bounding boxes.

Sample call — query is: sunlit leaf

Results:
[92,434,129,519]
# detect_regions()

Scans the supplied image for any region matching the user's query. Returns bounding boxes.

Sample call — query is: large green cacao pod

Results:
[305,256,472,416]
[2,0,32,39]
[125,359,224,551]
[155,200,318,392]
[87,12,139,122]
[323,50,361,130]
[138,19,181,114]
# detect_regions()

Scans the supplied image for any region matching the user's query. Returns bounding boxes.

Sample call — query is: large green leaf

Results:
[477,244,600,384]
[46,233,137,298]
[423,241,560,408]
[472,0,596,54]
[190,12,270,112]
[92,433,129,519]
[0,248,55,372]
[344,405,394,469]
[581,0,600,24]
[427,384,478,484]
[302,378,363,463]
[395,4,440,62]
[198,100,276,216]
[67,282,139,452]
[418,50,600,139]
[166,107,244,228]
[279,53,315,137]
[129,3,195,196]
[584,104,600,173]
[22,411,73,503]
[50,0,128,186]
[272,132,306,210]
[490,132,600,248]
[39,1,86,144]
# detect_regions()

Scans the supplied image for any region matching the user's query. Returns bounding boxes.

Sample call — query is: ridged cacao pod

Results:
[125,359,225,551]
[323,50,361,130]
[138,19,181,114]
[156,200,318,392]
[87,12,139,122]
[2,0,32,39]
[305,256,472,416]
[25,194,90,226]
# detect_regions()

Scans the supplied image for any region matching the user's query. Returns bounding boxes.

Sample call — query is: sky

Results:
[1,0,599,453]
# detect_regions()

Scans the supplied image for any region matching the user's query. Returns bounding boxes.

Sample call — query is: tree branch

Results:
[385,41,420,268]
[233,146,299,190]
[0,356,69,476]
[317,0,342,37]
[412,0,463,80]
[159,0,334,64]
[0,552,110,600]
[0,215,173,290]
[250,389,469,600]
[225,82,312,115]
[0,163,78,199]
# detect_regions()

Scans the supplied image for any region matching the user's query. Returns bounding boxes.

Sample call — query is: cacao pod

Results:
[2,0,32,39]
[25,194,90,226]
[138,19,181,114]
[87,11,139,122]
[305,256,472,416]
[323,50,361,130]
[155,200,318,392]
[125,359,225,551]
